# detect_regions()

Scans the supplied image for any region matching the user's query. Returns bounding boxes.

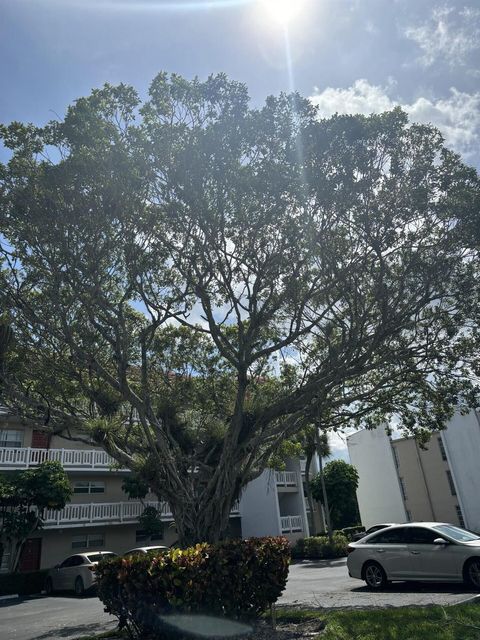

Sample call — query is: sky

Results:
[1,0,479,460]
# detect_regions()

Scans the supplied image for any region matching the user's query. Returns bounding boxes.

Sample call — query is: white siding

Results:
[239,470,281,537]
[441,411,480,532]
[347,427,407,528]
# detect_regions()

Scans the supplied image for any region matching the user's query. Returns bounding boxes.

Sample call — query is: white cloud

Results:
[404,5,480,69]
[310,80,480,162]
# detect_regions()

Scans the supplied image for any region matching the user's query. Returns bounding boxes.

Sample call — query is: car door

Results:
[60,555,85,590]
[363,527,410,579]
[54,556,75,590]
[404,527,460,580]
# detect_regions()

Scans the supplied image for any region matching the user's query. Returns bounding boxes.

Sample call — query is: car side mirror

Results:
[433,538,449,545]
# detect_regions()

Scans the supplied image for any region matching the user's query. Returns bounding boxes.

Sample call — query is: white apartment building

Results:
[0,411,310,572]
[347,411,480,533]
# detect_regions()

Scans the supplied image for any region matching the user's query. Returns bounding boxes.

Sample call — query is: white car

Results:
[45,551,117,596]
[124,545,169,557]
[347,522,480,590]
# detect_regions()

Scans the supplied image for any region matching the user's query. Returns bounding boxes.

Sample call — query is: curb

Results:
[451,593,480,606]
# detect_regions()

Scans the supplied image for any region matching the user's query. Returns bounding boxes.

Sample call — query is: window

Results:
[433,524,479,542]
[368,528,406,544]
[438,437,447,461]
[404,527,439,545]
[136,530,164,543]
[86,552,117,563]
[73,481,105,494]
[446,470,456,496]
[456,505,466,528]
[392,447,400,468]
[399,477,407,500]
[72,533,105,549]
[60,555,84,567]
[136,530,149,543]
[0,429,24,448]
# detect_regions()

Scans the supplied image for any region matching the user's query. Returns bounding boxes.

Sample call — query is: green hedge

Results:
[95,537,290,639]
[0,570,48,596]
[291,533,348,559]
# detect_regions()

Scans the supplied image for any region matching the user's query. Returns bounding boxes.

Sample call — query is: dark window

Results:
[446,470,456,496]
[455,506,466,528]
[438,437,447,461]
[368,528,406,544]
[404,527,440,545]
[392,447,400,468]
[60,556,75,568]
[136,530,149,543]
[86,552,116,563]
[70,555,84,567]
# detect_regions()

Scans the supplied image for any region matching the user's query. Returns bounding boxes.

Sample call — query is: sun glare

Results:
[258,0,306,25]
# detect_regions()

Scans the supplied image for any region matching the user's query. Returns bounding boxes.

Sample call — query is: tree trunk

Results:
[315,431,333,544]
[304,450,317,535]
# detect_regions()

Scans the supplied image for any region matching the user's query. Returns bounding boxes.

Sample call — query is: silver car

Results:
[45,551,117,596]
[124,545,169,557]
[347,522,480,590]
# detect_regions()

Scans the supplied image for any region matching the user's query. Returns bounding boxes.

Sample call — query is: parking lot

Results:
[279,558,479,609]
[1,558,478,640]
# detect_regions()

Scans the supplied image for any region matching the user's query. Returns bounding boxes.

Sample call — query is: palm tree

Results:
[303,427,332,540]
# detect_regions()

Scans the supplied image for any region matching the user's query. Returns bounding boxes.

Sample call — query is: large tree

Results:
[0,74,479,545]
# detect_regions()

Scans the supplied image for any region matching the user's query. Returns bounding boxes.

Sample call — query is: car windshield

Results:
[86,552,117,563]
[433,525,480,542]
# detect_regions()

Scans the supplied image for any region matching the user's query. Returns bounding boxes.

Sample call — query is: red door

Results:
[18,538,42,572]
[31,430,50,449]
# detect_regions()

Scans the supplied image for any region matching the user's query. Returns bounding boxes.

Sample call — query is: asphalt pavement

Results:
[279,558,479,609]
[1,559,478,640]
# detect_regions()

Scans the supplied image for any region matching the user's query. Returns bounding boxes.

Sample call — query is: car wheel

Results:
[74,576,85,597]
[363,561,387,590]
[45,577,54,595]
[464,558,480,589]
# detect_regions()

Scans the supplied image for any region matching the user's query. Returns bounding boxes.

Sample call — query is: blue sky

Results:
[1,0,479,170]
[1,0,479,459]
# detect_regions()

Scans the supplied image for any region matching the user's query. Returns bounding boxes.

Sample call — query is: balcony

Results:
[43,500,170,528]
[42,500,241,529]
[0,447,125,471]
[280,515,304,534]
[275,471,298,487]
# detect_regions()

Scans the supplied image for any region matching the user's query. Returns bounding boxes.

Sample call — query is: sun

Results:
[258,0,306,26]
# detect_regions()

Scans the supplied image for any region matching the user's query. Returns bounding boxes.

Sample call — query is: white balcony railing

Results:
[43,501,170,528]
[280,515,304,533]
[0,447,123,471]
[275,471,298,487]
[42,499,241,529]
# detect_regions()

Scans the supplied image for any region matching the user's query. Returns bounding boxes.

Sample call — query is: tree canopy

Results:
[1,73,479,544]
[0,461,72,572]
[311,459,360,530]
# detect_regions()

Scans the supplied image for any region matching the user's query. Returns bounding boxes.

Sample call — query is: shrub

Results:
[291,533,348,560]
[0,569,48,596]
[96,536,290,639]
